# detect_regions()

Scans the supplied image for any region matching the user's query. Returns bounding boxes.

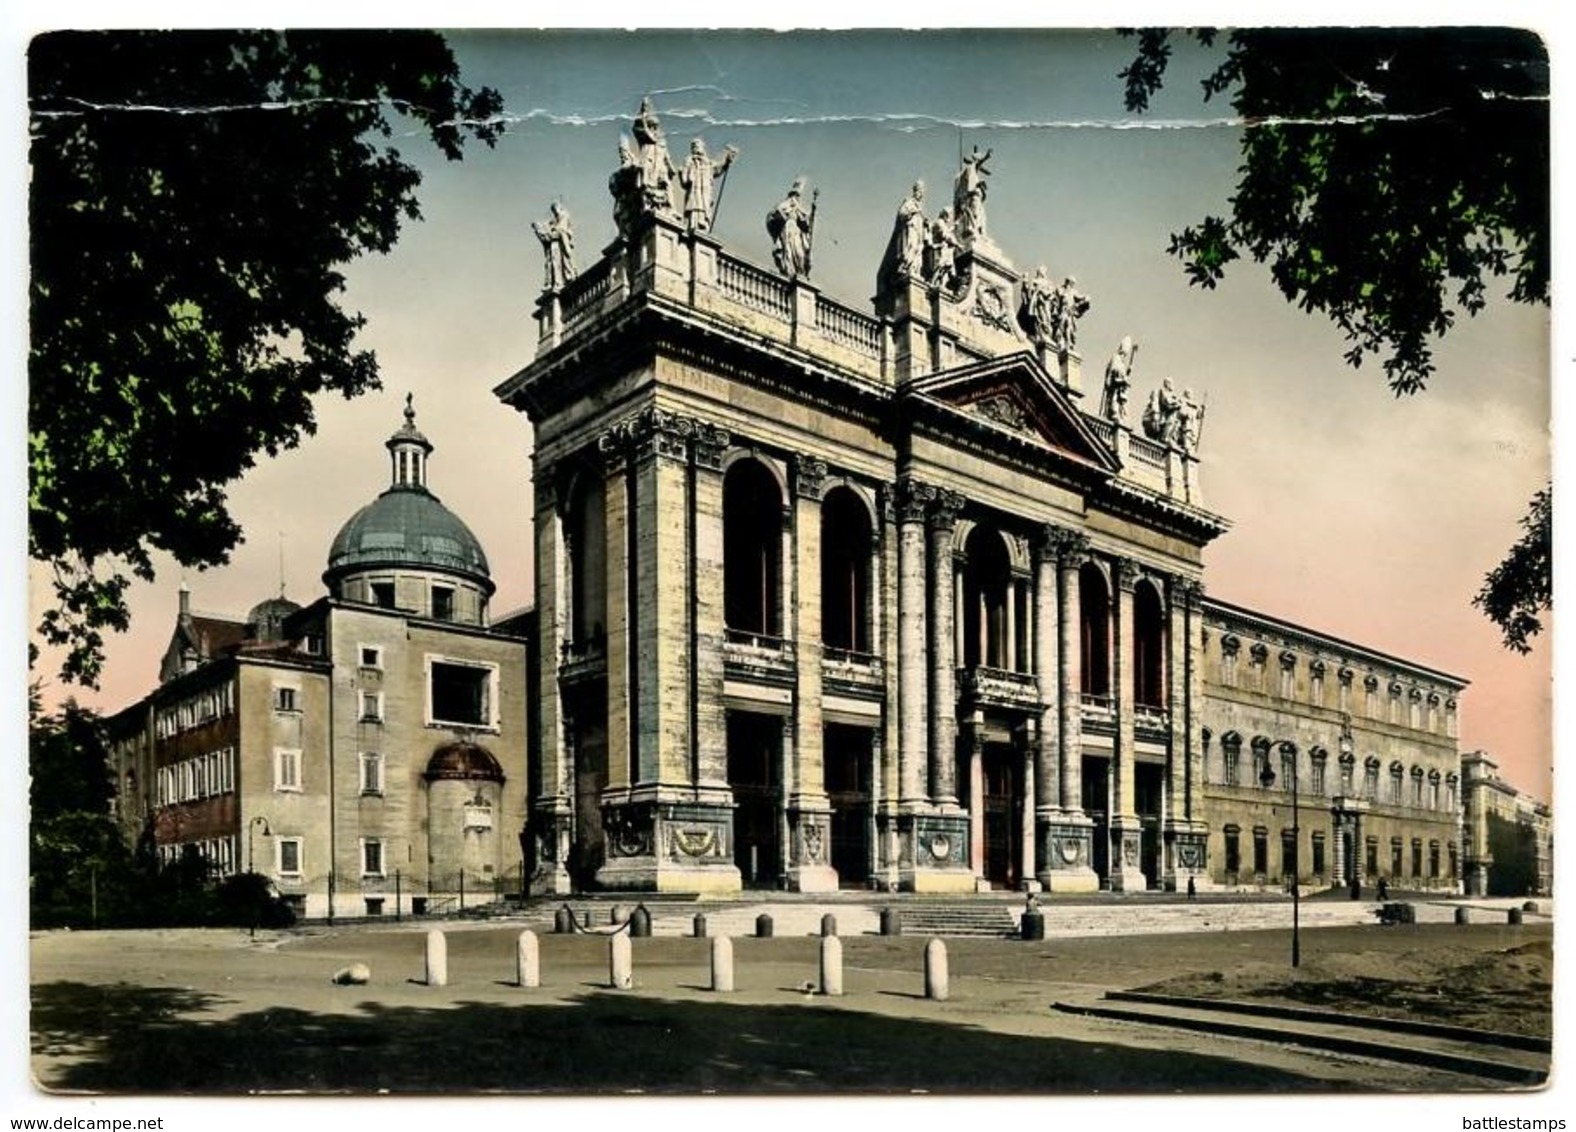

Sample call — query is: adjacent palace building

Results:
[105,100,1542,916]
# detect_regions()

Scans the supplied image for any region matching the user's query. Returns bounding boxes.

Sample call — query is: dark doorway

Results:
[728,713,780,888]
[1082,755,1110,886]
[1135,761,1163,889]
[825,725,872,887]
[982,743,1020,888]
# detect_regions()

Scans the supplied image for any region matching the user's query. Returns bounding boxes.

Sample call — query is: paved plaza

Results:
[29,894,1550,1094]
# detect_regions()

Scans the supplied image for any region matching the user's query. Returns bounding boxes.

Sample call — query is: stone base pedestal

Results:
[900,811,973,893]
[528,801,576,896]
[787,806,839,892]
[1162,824,1210,893]
[1108,819,1149,893]
[594,796,741,894]
[1037,815,1100,893]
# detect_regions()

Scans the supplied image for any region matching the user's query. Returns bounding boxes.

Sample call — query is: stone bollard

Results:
[1020,910,1045,941]
[1455,906,1471,926]
[1508,907,1524,926]
[630,904,652,938]
[711,935,734,993]
[425,929,448,987]
[924,938,949,1001]
[693,913,709,938]
[820,935,844,996]
[756,913,774,939]
[611,903,629,926]
[583,912,592,929]
[880,907,902,937]
[516,930,540,988]
[1523,900,1540,914]
[609,930,633,989]
[554,906,573,935]
[821,913,838,938]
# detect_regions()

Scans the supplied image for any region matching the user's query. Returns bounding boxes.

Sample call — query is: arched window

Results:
[1133,580,1166,708]
[1079,561,1111,698]
[724,459,784,637]
[963,527,1012,669]
[820,486,872,653]
[566,475,606,646]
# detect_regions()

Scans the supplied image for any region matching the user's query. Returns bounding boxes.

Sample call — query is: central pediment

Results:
[901,352,1120,475]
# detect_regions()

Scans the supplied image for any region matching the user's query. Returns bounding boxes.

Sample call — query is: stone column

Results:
[691,425,730,789]
[1169,577,1209,889]
[1109,557,1147,892]
[927,491,963,808]
[877,486,903,890]
[1019,732,1037,890]
[530,465,573,894]
[599,431,633,795]
[1042,526,1096,891]
[788,455,836,891]
[895,479,932,812]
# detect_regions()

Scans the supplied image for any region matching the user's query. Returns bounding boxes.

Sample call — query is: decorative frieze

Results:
[692,422,730,470]
[792,454,829,499]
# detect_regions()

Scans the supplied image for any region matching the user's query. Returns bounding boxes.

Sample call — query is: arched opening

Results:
[1079,562,1111,698]
[963,526,1012,668]
[566,475,606,647]
[724,459,783,638]
[820,486,872,653]
[1133,579,1166,708]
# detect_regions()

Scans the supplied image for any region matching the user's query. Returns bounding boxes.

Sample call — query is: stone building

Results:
[1461,750,1553,897]
[495,99,1474,897]
[106,404,530,919]
[1199,599,1466,893]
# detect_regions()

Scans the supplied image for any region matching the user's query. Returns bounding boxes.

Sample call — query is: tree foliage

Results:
[1473,485,1551,653]
[29,31,503,687]
[1121,28,1549,395]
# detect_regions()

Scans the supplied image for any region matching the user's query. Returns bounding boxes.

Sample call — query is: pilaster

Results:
[926,489,964,809]
[1043,525,1097,891]
[529,464,573,894]
[895,478,931,813]
[1108,556,1147,892]
[787,454,836,891]
[691,424,729,788]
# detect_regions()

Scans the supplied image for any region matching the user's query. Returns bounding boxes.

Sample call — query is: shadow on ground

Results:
[31,979,1348,1095]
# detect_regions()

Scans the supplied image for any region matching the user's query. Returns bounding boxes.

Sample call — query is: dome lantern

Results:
[387,392,434,490]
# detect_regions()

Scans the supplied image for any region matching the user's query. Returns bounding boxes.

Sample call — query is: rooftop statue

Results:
[1142,376,1183,446]
[925,207,959,291]
[679,138,738,233]
[877,180,927,293]
[1101,336,1137,424]
[1178,387,1206,455]
[631,97,678,216]
[953,145,992,242]
[1019,265,1056,346]
[767,177,817,281]
[609,137,641,241]
[531,202,577,293]
[1049,275,1090,352]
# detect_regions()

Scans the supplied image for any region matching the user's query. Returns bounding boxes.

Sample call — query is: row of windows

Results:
[276,659,498,729]
[366,578,459,621]
[266,836,383,878]
[156,837,238,876]
[1221,828,1456,880]
[1211,738,1458,811]
[154,683,236,738]
[275,748,386,795]
[156,746,237,805]
[1216,639,1457,737]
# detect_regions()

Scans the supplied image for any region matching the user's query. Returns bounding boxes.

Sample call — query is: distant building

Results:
[1461,751,1552,897]
[106,404,530,919]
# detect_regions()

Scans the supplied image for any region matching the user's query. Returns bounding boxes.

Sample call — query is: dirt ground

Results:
[28,918,1552,1095]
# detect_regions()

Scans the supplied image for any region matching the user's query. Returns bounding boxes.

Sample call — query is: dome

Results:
[246,595,302,642]
[424,740,506,783]
[324,487,494,591]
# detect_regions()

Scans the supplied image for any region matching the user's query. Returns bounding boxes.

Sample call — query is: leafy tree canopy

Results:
[1121,28,1548,395]
[1473,485,1551,653]
[29,699,114,820]
[29,30,503,687]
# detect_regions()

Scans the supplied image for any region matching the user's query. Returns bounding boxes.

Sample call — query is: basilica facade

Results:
[496,99,1470,898]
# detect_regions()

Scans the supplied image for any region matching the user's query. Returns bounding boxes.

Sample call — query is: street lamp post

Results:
[1260,742,1300,968]
[248,816,271,874]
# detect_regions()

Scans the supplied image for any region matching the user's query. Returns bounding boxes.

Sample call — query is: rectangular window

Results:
[1310,761,1326,797]
[1310,672,1324,707]
[1391,839,1403,877]
[1412,840,1423,878]
[1429,842,1440,878]
[277,838,303,876]
[275,748,301,792]
[365,898,385,917]
[1365,837,1378,876]
[1223,746,1240,787]
[274,686,298,712]
[1279,665,1295,699]
[1252,829,1268,875]
[361,838,384,877]
[1224,828,1241,875]
[1311,834,1326,877]
[372,582,396,609]
[429,659,496,728]
[361,752,384,795]
[359,645,383,669]
[432,585,455,621]
[360,692,383,722]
